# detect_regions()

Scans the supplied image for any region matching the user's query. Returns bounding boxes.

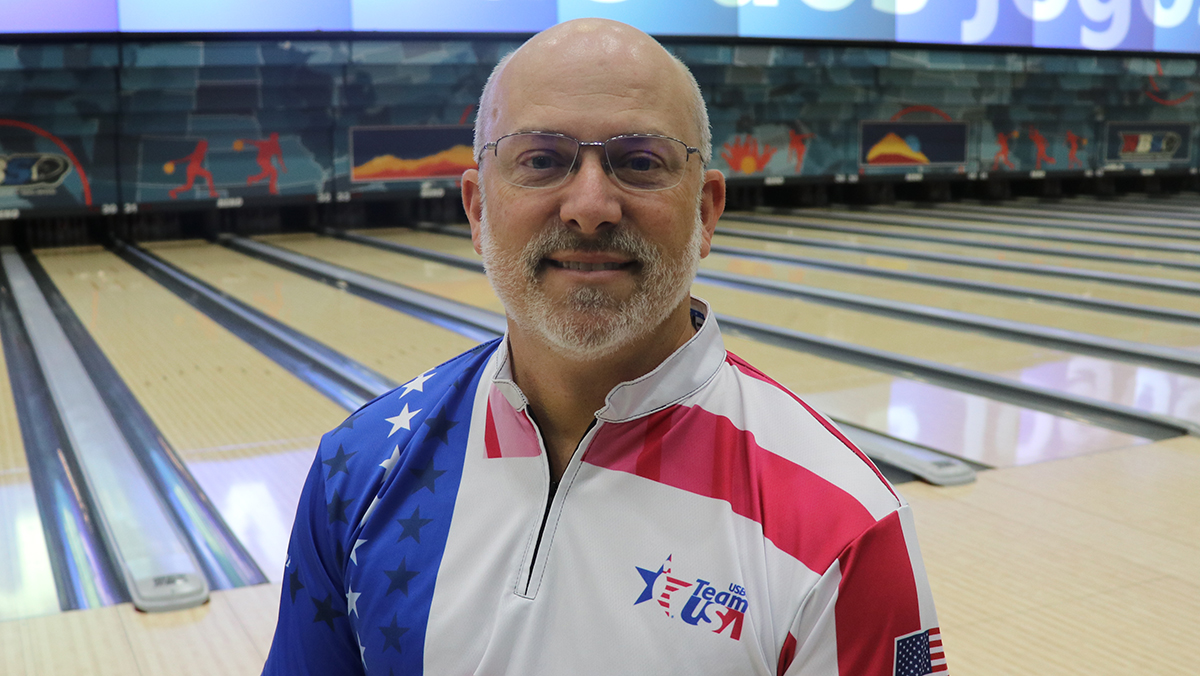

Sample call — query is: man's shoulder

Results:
[316,338,502,466]
[713,350,902,516]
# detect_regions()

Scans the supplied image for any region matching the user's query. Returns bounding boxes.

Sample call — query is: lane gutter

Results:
[718,222,1200,296]
[763,208,1200,260]
[705,242,1200,327]
[739,212,1200,276]
[3,249,209,613]
[0,255,127,611]
[23,251,267,591]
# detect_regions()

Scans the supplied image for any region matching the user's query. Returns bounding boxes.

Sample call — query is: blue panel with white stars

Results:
[264,339,500,676]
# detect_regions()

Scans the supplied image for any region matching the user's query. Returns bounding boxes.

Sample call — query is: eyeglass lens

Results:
[494,134,689,191]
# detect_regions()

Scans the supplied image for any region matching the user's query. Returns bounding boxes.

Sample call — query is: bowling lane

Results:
[926,203,1200,232]
[1063,197,1200,218]
[719,218,1200,286]
[700,252,1200,351]
[775,211,1200,263]
[0,340,60,622]
[712,232,1200,316]
[36,246,350,582]
[145,239,479,384]
[264,230,1156,467]
[715,217,1200,288]
[257,232,506,314]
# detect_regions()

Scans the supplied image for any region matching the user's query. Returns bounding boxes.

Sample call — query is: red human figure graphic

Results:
[166,139,218,199]
[787,129,815,173]
[236,132,288,195]
[991,130,1018,170]
[1065,131,1088,169]
[1028,126,1056,170]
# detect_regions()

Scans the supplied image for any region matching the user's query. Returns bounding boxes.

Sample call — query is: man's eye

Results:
[619,154,662,172]
[523,153,564,170]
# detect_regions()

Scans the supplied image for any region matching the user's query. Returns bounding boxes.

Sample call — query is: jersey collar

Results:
[490,297,727,423]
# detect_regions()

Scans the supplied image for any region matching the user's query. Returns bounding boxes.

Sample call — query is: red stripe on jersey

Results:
[778,632,797,676]
[485,386,541,459]
[834,511,921,676]
[635,408,671,482]
[724,352,898,502]
[585,405,875,574]
[484,399,502,459]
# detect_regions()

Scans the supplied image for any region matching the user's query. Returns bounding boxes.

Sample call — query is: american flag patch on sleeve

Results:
[894,627,948,676]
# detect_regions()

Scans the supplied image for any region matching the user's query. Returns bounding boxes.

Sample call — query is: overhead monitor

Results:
[0,0,1197,55]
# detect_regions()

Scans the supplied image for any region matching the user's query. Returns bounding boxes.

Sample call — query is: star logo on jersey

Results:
[385,404,420,437]
[633,555,748,641]
[399,370,435,398]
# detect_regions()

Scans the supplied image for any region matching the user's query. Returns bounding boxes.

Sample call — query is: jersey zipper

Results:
[515,419,600,599]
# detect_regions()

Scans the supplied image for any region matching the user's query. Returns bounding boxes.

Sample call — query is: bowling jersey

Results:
[263,298,946,676]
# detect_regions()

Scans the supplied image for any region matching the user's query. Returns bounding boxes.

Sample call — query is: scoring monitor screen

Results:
[2,0,1198,55]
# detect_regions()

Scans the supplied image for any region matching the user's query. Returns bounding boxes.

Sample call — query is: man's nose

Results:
[558,148,622,235]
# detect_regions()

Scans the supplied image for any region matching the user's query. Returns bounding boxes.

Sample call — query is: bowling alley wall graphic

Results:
[716,123,830,178]
[1,38,1200,217]
[1104,123,1192,167]
[133,132,327,203]
[859,121,968,173]
[349,126,476,183]
[0,118,111,210]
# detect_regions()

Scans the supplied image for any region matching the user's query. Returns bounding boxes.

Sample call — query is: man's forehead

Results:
[494,27,689,139]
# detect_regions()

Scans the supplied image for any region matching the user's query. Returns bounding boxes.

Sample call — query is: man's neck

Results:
[507,301,696,484]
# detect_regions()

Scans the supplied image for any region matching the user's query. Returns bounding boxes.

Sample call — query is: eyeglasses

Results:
[479,132,700,192]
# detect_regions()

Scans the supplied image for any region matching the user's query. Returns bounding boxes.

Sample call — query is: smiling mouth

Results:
[544,259,637,272]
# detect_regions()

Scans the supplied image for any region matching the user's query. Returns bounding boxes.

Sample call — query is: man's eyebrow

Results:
[508,128,680,140]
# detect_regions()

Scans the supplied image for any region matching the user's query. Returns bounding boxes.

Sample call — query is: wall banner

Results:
[350,126,476,184]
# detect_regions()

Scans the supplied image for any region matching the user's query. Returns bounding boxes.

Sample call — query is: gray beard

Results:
[478,196,704,361]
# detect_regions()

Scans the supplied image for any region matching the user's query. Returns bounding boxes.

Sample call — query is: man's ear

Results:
[698,168,726,258]
[462,168,484,255]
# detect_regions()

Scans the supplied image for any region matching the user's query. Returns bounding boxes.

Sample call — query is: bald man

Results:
[264,20,944,676]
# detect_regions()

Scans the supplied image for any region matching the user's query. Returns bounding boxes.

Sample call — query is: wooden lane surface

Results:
[714,231,1200,317]
[750,213,1200,266]
[270,231,1151,467]
[702,251,1200,351]
[5,437,1196,675]
[825,209,1200,252]
[145,240,478,385]
[257,232,505,315]
[35,246,349,582]
[0,333,60,622]
[0,582,281,675]
[722,218,1200,285]
[900,434,1200,676]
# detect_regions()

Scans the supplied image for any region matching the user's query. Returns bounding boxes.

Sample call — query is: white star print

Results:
[399,370,435,398]
[346,585,362,617]
[351,538,367,565]
[357,633,366,667]
[380,445,401,478]
[385,404,420,437]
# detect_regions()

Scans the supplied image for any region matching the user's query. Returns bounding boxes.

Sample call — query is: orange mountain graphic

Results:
[866,132,930,165]
[353,145,476,181]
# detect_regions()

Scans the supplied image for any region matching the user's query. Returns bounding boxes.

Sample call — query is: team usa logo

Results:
[634,555,748,640]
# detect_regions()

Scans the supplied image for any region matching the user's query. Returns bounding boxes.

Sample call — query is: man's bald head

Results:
[473,19,711,166]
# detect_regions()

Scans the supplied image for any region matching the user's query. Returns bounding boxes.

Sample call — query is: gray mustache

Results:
[524,226,661,267]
